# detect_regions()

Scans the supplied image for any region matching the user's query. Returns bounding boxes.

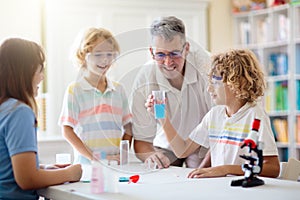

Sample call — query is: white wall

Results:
[0,0,42,42]
[208,0,233,53]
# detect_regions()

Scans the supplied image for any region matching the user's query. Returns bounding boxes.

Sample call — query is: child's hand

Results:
[106,154,120,165]
[40,163,71,170]
[187,166,227,178]
[66,164,82,182]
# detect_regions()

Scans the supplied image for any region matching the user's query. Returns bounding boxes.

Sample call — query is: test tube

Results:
[120,140,129,165]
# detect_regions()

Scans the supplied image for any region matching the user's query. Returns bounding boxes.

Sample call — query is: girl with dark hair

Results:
[0,38,82,200]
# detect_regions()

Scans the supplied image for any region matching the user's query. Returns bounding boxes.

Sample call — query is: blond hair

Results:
[209,49,266,102]
[73,27,120,69]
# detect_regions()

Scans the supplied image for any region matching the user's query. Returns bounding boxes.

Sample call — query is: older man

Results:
[131,16,212,168]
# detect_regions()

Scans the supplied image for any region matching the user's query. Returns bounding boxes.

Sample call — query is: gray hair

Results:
[150,16,186,43]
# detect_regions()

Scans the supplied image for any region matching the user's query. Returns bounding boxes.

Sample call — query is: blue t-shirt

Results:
[0,99,39,200]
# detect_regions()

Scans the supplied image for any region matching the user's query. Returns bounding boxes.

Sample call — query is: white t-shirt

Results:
[189,102,279,167]
[131,48,212,150]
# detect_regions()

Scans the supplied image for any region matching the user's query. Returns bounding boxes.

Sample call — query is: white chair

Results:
[280,158,300,181]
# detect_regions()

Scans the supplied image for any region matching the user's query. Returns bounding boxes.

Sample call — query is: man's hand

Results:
[145,151,171,169]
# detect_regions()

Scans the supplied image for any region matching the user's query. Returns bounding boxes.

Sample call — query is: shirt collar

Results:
[224,102,255,119]
[79,76,116,93]
[184,53,198,84]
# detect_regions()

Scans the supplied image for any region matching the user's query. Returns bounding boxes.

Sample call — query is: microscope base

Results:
[231,177,264,188]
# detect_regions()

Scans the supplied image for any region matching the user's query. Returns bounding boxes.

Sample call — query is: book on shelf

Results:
[271,118,288,143]
[264,81,288,112]
[290,0,300,5]
[239,21,250,45]
[297,81,300,110]
[264,86,274,112]
[297,116,300,144]
[275,81,288,111]
[270,117,278,141]
[268,53,288,76]
[297,46,300,73]
[278,148,289,162]
[255,17,270,43]
[277,14,290,41]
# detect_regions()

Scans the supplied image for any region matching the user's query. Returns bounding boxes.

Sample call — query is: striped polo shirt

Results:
[59,77,132,157]
[189,102,278,167]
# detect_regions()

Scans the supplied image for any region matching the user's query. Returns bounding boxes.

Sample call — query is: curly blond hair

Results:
[209,49,266,102]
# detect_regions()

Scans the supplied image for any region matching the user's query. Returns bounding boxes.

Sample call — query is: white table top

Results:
[38,163,300,200]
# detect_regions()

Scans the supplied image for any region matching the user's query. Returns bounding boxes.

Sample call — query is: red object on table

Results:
[129,175,140,183]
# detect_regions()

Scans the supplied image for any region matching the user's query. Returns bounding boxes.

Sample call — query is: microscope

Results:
[231,118,265,187]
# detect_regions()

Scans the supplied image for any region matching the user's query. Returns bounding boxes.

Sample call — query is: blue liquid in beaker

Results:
[154,104,165,119]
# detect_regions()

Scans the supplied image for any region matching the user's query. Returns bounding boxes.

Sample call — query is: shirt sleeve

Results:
[6,106,38,157]
[189,111,211,148]
[58,83,79,128]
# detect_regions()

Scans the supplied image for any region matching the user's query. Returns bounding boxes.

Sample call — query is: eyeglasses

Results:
[210,75,223,88]
[152,43,186,61]
[87,52,118,61]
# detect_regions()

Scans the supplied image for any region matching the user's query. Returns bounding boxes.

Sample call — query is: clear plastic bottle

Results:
[103,164,118,193]
[90,151,105,194]
[120,140,129,165]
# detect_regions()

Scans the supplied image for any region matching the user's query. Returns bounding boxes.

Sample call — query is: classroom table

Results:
[38,162,300,200]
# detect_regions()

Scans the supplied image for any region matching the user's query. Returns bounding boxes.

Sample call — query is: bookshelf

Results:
[233,3,300,161]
